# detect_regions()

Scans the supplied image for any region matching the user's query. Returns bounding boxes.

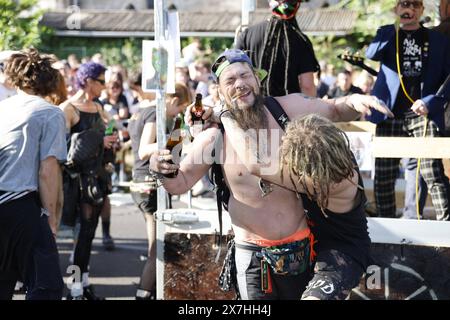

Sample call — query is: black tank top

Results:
[299,165,371,270]
[69,106,106,173]
[71,108,105,134]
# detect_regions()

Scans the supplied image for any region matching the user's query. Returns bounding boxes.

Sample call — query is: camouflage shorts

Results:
[301,249,364,300]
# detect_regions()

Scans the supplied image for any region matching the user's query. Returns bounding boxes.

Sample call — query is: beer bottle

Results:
[164,113,183,178]
[191,93,204,124]
[105,119,116,136]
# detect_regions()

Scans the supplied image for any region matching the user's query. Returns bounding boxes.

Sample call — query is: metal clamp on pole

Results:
[154,209,199,225]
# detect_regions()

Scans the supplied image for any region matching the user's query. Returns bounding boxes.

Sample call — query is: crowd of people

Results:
[0,0,449,301]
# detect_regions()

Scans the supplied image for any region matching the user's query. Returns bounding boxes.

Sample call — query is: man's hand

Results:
[410,99,429,116]
[48,214,58,239]
[347,94,394,118]
[149,150,180,176]
[184,102,218,137]
[104,134,118,149]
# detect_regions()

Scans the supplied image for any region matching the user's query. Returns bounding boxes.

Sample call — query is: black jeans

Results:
[0,193,63,300]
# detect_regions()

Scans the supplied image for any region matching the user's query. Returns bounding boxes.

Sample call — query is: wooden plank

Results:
[335,121,376,133]
[372,137,450,159]
[367,218,450,248]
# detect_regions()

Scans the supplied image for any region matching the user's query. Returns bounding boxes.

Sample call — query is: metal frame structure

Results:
[154,0,167,300]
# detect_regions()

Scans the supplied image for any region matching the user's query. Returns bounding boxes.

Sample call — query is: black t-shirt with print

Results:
[393,27,425,117]
[235,19,318,96]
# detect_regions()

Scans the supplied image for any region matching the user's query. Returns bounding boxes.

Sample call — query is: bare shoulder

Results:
[59,100,74,111]
[59,100,77,118]
[329,169,359,197]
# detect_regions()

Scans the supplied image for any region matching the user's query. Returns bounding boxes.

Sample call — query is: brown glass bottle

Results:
[164,113,183,178]
[191,93,204,124]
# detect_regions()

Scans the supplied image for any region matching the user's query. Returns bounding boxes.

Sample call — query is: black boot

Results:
[83,285,105,300]
[102,221,115,251]
[102,234,115,251]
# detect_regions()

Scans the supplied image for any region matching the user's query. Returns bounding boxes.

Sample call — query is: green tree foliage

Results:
[41,36,233,72]
[181,37,233,62]
[310,0,397,68]
[0,0,50,50]
[40,37,143,71]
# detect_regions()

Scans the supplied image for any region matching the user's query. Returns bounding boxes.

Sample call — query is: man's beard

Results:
[228,94,268,131]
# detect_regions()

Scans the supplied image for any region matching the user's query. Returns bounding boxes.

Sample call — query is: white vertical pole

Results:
[241,0,256,28]
[154,0,167,300]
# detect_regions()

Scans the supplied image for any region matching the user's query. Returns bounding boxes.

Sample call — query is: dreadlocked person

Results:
[0,49,66,299]
[280,115,370,300]
[149,49,392,300]
[235,0,319,97]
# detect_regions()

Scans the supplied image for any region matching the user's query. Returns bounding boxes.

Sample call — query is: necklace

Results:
[401,27,420,39]
[258,178,273,197]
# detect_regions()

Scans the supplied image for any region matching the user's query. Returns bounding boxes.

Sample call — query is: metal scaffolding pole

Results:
[154,0,167,300]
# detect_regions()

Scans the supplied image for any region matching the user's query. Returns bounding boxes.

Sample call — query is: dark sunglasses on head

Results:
[398,1,423,9]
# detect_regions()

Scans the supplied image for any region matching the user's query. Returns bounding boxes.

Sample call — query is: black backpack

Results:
[211,96,290,262]
[66,129,104,174]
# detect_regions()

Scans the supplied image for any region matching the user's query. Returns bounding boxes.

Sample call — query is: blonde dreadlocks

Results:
[280,114,356,210]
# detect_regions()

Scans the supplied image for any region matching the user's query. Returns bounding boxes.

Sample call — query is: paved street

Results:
[58,192,146,300]
[13,190,218,300]
[12,185,439,300]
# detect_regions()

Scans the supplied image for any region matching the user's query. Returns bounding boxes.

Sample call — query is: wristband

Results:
[148,170,166,187]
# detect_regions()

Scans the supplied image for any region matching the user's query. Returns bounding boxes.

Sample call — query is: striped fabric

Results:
[374,116,450,220]
[0,190,32,205]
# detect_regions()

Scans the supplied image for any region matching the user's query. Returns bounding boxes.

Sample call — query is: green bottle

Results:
[105,119,116,136]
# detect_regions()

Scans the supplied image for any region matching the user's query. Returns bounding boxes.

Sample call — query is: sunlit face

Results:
[107,81,122,98]
[87,73,106,98]
[337,72,352,91]
[395,1,424,29]
[175,67,189,85]
[218,62,259,111]
[165,97,188,118]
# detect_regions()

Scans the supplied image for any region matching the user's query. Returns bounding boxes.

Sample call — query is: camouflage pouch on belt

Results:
[259,238,311,276]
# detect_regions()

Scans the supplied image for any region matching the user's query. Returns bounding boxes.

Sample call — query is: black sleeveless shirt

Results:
[71,109,105,134]
[69,106,106,172]
[299,165,371,270]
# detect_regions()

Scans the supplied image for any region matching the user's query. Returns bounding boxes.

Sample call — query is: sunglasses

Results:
[92,78,105,85]
[398,1,423,9]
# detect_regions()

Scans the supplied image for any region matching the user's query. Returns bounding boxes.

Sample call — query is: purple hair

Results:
[76,62,106,89]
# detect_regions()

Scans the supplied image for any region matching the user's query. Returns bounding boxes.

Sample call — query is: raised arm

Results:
[149,127,219,195]
[277,93,393,122]
[220,91,392,185]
